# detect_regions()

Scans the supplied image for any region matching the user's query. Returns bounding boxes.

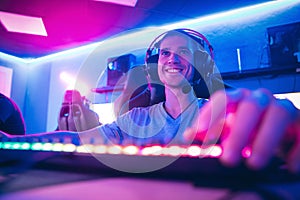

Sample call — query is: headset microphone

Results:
[182,84,192,94]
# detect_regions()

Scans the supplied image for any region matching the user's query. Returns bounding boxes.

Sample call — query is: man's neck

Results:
[164,87,197,119]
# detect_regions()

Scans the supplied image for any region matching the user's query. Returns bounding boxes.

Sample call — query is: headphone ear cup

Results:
[194,50,214,81]
[145,54,165,105]
[146,54,160,82]
[192,50,215,99]
[146,53,159,64]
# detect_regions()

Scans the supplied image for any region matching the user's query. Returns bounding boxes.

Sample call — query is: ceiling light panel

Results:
[0,11,47,36]
[93,0,138,7]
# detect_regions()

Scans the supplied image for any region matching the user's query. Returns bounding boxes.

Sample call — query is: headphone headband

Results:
[145,28,214,64]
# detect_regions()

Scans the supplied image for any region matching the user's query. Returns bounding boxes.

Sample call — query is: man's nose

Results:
[168,53,180,64]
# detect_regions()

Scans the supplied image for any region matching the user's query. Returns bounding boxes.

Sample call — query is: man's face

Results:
[157,35,195,89]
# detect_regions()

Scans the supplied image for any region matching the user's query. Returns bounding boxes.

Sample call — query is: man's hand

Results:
[185,88,300,173]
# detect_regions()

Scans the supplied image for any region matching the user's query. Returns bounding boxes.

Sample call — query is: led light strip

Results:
[0,141,227,158]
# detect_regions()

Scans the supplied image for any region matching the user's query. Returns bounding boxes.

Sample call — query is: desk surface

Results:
[1,167,300,200]
[1,143,300,200]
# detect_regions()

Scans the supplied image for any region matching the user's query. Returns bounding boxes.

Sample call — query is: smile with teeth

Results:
[165,67,183,73]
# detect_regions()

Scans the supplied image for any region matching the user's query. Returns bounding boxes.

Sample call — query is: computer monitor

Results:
[107,54,136,87]
[267,21,300,68]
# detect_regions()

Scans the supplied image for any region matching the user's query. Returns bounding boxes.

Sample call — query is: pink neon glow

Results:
[77,144,94,153]
[186,145,202,157]
[52,143,64,151]
[63,144,77,152]
[59,72,76,90]
[225,113,235,127]
[59,71,94,98]
[59,72,75,83]
[122,145,139,155]
[94,145,107,154]
[207,145,222,157]
[141,145,162,156]
[162,146,185,156]
[0,11,47,36]
[140,147,152,156]
[75,145,88,153]
[42,143,53,151]
[93,0,138,7]
[75,144,222,158]
[107,145,122,154]
[242,147,252,158]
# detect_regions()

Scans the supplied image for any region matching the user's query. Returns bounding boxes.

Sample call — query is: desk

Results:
[1,166,300,200]
[1,141,300,200]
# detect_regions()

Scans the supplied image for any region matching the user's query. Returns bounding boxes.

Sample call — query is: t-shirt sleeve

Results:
[98,122,125,145]
[97,106,154,145]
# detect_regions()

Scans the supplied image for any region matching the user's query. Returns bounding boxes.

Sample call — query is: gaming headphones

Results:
[144,28,216,97]
[146,28,214,62]
[116,28,222,115]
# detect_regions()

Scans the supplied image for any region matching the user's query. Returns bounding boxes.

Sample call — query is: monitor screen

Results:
[107,54,136,87]
[267,21,300,68]
[274,92,300,109]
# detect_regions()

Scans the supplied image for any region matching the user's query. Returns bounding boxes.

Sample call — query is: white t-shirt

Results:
[99,99,207,146]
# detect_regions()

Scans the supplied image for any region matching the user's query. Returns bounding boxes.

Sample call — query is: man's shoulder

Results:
[130,102,163,113]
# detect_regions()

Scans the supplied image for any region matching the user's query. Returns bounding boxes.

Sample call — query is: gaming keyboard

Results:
[0,131,299,187]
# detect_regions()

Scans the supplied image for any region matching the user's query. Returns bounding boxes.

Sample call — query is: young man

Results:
[1,29,299,173]
[99,30,208,146]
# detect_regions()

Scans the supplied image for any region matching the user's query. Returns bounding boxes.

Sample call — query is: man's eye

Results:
[179,49,190,55]
[160,50,170,56]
